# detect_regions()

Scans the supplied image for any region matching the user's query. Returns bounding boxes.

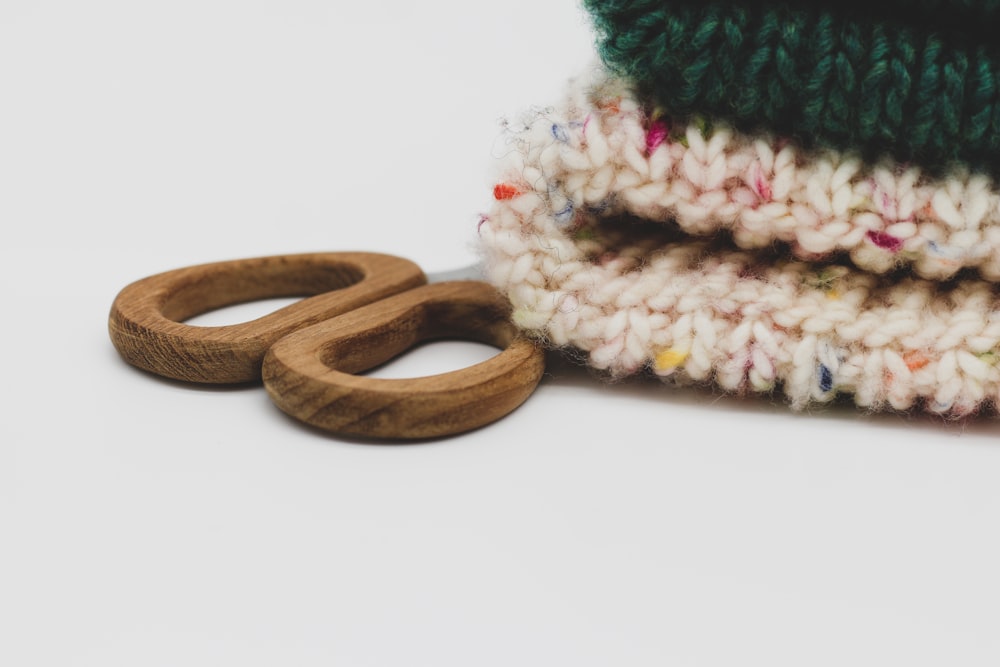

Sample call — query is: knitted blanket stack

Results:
[477,0,1000,416]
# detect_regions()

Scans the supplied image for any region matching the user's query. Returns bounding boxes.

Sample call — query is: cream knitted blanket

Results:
[478,68,1000,416]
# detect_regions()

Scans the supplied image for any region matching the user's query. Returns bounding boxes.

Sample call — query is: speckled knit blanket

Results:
[584,0,1000,173]
[477,69,1000,416]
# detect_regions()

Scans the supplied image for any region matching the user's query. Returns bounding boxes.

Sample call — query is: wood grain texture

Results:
[108,252,426,383]
[261,281,546,439]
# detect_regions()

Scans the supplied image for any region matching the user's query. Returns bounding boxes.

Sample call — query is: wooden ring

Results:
[261,281,545,439]
[108,252,426,383]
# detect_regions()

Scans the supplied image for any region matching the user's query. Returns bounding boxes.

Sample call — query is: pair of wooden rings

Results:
[108,253,544,439]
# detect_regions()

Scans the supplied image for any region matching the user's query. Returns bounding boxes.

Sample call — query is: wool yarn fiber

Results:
[584,0,1000,172]
[478,69,1000,416]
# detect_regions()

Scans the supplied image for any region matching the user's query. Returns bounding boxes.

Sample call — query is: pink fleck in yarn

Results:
[477,68,1000,416]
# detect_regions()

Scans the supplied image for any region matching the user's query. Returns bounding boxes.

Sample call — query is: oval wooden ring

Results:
[108,252,426,383]
[261,281,545,439]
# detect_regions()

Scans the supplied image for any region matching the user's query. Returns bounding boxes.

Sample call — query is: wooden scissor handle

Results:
[261,281,545,439]
[108,253,426,383]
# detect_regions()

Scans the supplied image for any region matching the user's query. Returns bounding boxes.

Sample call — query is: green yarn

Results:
[742,0,1000,38]
[584,0,1000,172]
[742,0,1000,25]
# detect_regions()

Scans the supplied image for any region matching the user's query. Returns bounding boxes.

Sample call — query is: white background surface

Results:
[4,1,1000,665]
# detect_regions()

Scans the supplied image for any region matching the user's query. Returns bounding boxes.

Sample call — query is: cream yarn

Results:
[478,68,1000,416]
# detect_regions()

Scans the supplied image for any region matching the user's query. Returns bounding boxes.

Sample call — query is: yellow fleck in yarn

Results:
[654,349,688,374]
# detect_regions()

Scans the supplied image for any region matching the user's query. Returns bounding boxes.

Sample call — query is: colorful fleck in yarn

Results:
[477,69,1000,416]
[583,0,1000,173]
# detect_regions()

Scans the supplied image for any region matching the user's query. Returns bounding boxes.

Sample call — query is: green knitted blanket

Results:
[584,0,1000,171]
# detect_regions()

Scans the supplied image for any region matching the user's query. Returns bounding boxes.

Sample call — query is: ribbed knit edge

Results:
[584,0,1000,174]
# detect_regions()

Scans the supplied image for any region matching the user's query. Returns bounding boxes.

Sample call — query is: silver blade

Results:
[425,263,485,284]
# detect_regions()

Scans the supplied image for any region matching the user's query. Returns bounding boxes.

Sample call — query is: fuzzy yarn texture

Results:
[583,0,1000,173]
[477,69,1000,416]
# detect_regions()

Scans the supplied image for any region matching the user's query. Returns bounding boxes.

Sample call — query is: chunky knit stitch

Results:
[478,70,1000,416]
[584,0,1000,172]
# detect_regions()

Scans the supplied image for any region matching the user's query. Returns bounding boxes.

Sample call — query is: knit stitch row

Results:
[584,0,1000,172]
[491,71,1000,281]
[478,70,1000,416]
